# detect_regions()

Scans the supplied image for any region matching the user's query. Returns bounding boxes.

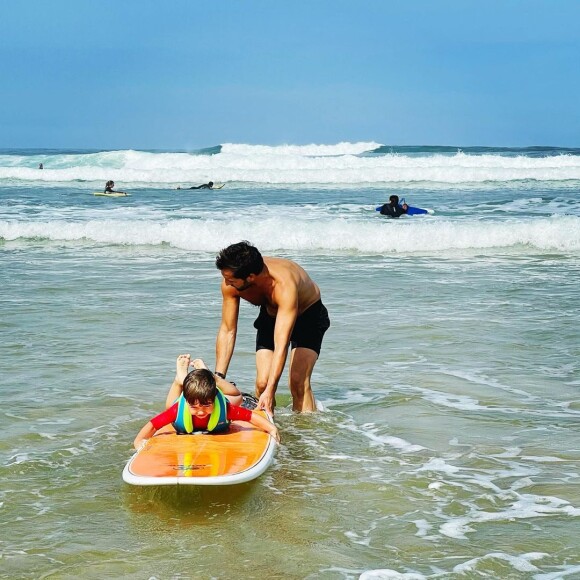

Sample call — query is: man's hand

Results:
[257,389,275,415]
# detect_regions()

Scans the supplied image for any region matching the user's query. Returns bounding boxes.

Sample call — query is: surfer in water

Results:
[177,181,214,190]
[132,354,279,449]
[214,241,330,415]
[104,180,123,193]
[379,195,408,218]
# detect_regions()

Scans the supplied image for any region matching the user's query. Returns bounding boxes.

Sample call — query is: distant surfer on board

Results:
[177,181,214,190]
[104,180,124,194]
[379,195,408,218]
[132,354,279,449]
[215,241,331,415]
[376,196,431,216]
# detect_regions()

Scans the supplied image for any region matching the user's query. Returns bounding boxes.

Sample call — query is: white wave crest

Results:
[1,215,579,254]
[2,145,580,186]
[220,141,383,156]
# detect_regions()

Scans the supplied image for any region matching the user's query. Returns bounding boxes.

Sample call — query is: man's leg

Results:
[288,347,319,412]
[255,348,273,399]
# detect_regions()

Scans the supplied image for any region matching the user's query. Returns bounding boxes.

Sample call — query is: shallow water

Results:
[1,145,580,578]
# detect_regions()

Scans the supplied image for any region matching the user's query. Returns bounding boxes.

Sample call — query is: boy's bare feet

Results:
[175,354,191,385]
[191,358,209,370]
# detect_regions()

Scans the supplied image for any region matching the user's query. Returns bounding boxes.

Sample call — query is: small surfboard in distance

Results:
[375,205,433,215]
[94,192,130,197]
[406,206,433,215]
[212,183,225,189]
[122,410,277,486]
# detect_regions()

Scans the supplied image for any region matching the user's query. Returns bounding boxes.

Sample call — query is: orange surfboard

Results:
[122,411,277,486]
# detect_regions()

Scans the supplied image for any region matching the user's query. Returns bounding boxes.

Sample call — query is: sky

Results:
[1,0,579,149]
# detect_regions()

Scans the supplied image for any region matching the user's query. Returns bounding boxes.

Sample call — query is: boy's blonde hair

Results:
[182,369,217,405]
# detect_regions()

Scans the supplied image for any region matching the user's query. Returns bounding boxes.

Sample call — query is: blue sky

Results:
[1,0,579,149]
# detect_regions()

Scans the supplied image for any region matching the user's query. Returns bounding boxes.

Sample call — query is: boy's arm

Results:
[133,421,156,450]
[249,411,280,443]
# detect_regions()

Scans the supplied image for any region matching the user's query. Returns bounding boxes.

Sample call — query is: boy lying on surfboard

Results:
[133,354,280,449]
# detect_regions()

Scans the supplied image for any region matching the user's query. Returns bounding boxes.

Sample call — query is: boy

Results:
[133,354,280,449]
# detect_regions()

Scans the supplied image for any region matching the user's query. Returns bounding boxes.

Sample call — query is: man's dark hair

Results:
[389,195,399,205]
[215,241,264,279]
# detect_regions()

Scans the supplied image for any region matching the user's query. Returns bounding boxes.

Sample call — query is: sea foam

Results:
[2,214,579,254]
[1,144,580,186]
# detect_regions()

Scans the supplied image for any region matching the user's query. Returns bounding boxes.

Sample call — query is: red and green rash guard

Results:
[150,401,252,432]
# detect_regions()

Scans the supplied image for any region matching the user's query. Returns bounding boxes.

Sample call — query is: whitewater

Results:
[1,142,580,186]
[1,142,580,256]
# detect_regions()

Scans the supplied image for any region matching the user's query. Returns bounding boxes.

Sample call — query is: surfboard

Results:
[375,205,433,215]
[122,410,276,486]
[406,206,433,215]
[94,192,130,197]
[212,183,225,189]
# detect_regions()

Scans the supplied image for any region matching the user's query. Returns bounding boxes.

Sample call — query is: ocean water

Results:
[1,143,580,579]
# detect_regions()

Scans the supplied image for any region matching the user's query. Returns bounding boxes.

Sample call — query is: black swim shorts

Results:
[253,300,330,355]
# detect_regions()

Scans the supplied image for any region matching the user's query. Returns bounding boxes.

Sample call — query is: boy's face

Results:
[188,400,214,419]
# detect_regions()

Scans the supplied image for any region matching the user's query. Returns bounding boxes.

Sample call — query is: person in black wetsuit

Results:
[379,195,408,218]
[105,180,115,193]
[177,181,214,190]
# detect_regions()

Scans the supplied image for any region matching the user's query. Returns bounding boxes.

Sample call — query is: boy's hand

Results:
[269,426,281,444]
[134,438,149,451]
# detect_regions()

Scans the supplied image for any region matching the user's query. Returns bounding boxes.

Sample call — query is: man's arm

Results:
[215,283,240,377]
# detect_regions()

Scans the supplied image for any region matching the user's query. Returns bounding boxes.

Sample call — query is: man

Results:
[379,194,408,218]
[215,241,330,414]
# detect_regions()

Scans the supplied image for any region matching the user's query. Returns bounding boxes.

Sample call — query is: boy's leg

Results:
[165,354,190,408]
[192,358,242,405]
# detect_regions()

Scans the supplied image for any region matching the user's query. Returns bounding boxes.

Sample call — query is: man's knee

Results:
[255,378,268,395]
[289,368,310,394]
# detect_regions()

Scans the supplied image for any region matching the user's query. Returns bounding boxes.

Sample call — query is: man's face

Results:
[221,268,253,291]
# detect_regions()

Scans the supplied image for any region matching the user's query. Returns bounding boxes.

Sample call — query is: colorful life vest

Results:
[172,388,230,434]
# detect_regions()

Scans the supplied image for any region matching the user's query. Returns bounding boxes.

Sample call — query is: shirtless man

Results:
[215,241,330,414]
